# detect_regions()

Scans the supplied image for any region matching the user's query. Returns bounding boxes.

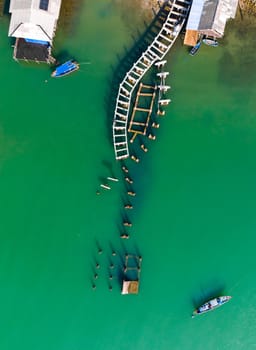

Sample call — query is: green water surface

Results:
[1,1,256,349]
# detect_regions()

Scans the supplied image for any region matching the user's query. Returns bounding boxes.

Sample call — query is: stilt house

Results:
[8,0,62,62]
[184,0,239,46]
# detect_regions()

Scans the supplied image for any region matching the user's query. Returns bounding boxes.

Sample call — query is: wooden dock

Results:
[121,254,142,295]
[112,0,192,160]
[128,83,157,143]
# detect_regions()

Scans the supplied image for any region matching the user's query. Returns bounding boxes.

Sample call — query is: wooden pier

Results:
[155,62,172,114]
[112,0,191,160]
[128,83,157,143]
[121,254,142,295]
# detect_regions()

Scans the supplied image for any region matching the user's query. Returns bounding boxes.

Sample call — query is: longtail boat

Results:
[192,296,232,318]
[51,60,79,78]
[202,38,219,47]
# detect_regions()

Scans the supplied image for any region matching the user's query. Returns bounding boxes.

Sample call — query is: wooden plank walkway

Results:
[112,0,192,160]
[128,83,157,143]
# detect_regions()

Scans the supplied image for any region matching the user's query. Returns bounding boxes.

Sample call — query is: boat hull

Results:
[202,38,218,47]
[51,60,79,78]
[192,296,232,318]
[189,41,201,56]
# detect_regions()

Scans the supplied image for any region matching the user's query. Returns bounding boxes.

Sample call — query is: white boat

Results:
[202,38,219,47]
[192,296,232,318]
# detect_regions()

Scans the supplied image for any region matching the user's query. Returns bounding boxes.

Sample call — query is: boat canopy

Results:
[199,304,209,312]
[55,61,77,75]
[210,299,218,307]
[25,38,49,46]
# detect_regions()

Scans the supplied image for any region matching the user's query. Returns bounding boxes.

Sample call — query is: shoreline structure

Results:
[112,0,251,160]
[112,0,191,160]
[103,0,251,294]
[142,0,256,15]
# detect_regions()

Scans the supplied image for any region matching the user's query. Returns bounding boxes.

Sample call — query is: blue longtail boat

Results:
[189,40,202,56]
[51,60,79,77]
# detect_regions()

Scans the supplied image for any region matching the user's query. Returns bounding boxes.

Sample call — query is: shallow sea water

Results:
[1,1,256,349]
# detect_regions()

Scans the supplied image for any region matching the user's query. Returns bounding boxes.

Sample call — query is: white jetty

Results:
[156,67,171,113]
[112,0,191,160]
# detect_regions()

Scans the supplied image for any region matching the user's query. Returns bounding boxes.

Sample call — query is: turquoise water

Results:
[1,1,256,349]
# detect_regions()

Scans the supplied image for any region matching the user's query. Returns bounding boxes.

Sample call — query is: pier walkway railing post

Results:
[112,0,191,160]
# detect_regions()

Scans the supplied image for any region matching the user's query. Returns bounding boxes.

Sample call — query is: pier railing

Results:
[112,0,191,160]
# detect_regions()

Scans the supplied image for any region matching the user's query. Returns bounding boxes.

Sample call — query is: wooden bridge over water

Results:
[112,0,191,160]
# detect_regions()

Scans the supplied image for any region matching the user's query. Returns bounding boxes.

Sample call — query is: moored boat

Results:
[202,38,219,47]
[189,40,201,56]
[51,60,79,78]
[192,296,232,318]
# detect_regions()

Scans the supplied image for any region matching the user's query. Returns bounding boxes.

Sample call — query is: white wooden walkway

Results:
[112,0,191,160]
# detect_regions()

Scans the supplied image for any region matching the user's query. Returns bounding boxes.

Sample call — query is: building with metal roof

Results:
[8,0,62,62]
[184,0,238,46]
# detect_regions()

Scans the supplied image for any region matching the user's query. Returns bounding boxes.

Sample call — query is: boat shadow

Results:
[53,50,76,66]
[191,282,226,308]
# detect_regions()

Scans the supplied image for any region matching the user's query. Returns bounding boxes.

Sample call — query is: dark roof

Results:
[198,0,219,30]
[14,38,51,62]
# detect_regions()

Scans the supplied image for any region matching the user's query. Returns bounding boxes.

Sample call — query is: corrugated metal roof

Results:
[212,0,239,34]
[9,0,62,41]
[186,0,238,36]
[198,0,218,30]
[186,0,205,30]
